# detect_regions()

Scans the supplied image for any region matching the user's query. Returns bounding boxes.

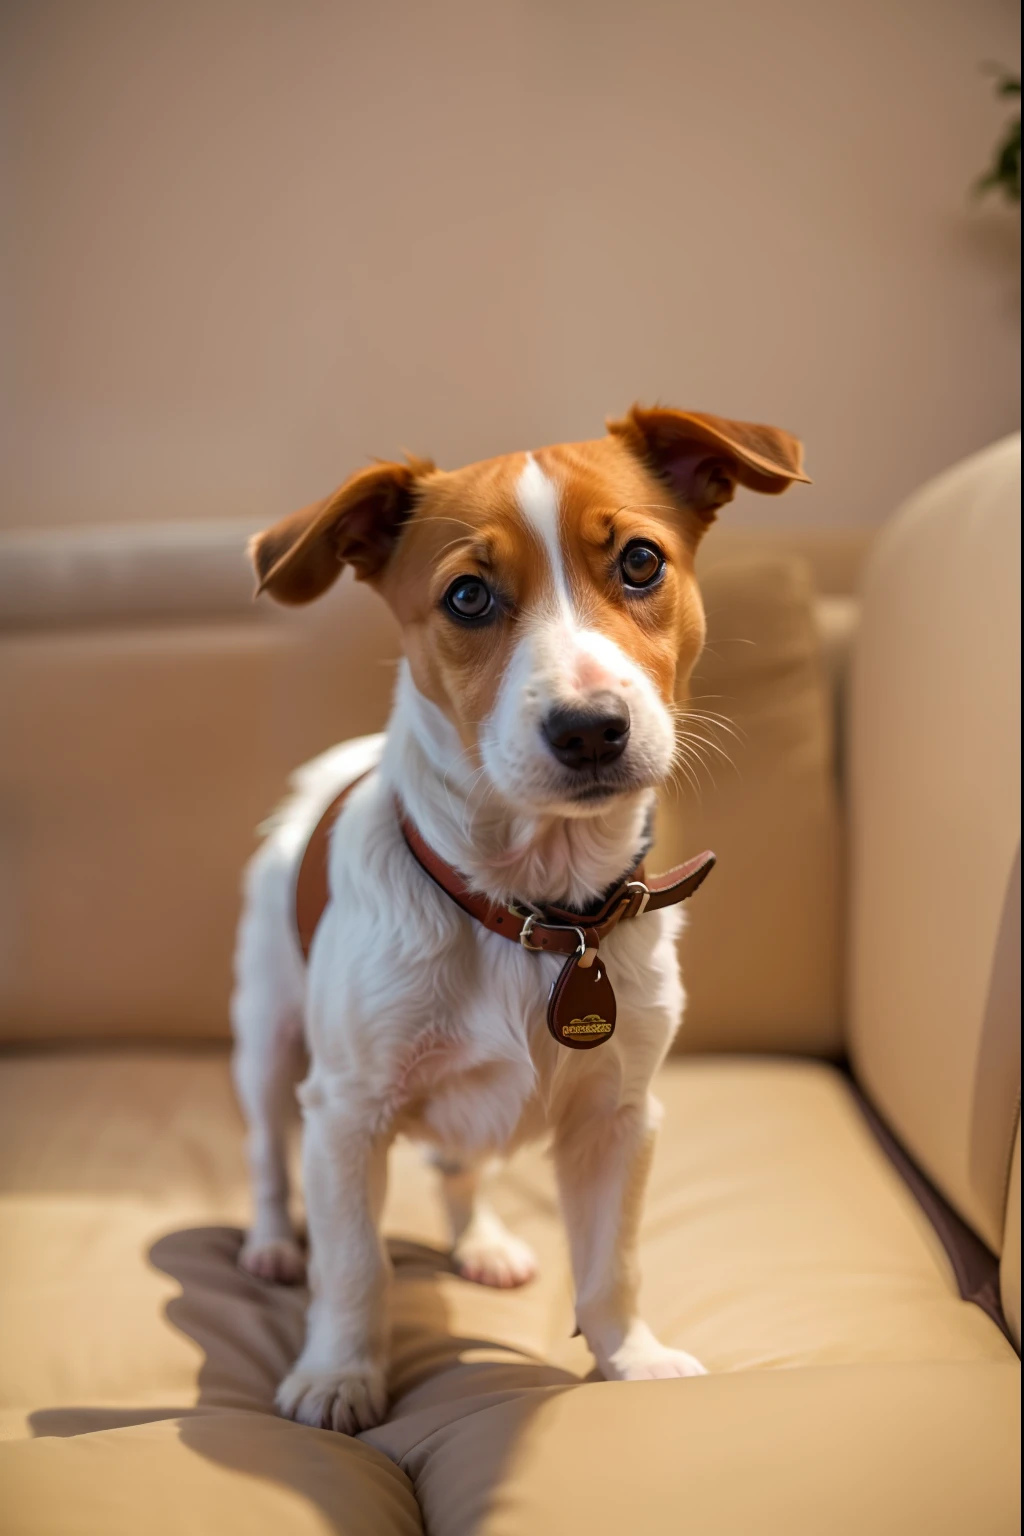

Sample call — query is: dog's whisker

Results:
[669,712,739,755]
[680,707,742,734]
[678,729,736,768]
[669,757,703,800]
[675,736,719,776]
[674,708,745,746]
[682,737,738,782]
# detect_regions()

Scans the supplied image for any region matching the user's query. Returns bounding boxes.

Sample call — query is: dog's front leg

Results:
[276,1082,392,1433]
[554,1090,706,1382]
[430,1153,538,1288]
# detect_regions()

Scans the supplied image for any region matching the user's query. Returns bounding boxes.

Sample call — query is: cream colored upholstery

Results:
[0,1051,1017,1532]
[0,583,399,1044]
[367,1368,1019,1536]
[849,435,1021,1252]
[1003,1126,1021,1351]
[0,519,263,630]
[656,556,842,1055]
[4,1370,1017,1536]
[2,1417,423,1536]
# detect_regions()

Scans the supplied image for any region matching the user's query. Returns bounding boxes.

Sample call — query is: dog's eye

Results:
[444,576,494,622]
[620,542,665,590]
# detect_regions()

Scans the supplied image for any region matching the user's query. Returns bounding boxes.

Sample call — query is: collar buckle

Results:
[623,879,651,917]
[518,912,543,951]
[517,913,598,965]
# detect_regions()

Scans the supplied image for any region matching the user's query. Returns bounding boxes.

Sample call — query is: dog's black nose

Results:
[542,696,631,770]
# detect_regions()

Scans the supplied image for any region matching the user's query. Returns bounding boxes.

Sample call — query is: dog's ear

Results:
[607,405,809,522]
[249,455,435,605]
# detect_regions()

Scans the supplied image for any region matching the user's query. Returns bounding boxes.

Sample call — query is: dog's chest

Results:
[310,821,679,1152]
[379,933,559,1147]
[377,925,667,1153]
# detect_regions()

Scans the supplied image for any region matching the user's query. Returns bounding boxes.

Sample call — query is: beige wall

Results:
[1,0,1019,535]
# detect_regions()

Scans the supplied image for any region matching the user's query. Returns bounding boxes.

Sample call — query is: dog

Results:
[231,404,807,1433]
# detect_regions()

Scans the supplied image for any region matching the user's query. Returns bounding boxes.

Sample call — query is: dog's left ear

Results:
[608,405,809,521]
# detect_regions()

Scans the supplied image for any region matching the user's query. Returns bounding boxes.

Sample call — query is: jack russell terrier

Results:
[232,404,808,1433]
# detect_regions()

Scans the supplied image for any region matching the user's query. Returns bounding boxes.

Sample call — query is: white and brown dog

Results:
[232,405,807,1433]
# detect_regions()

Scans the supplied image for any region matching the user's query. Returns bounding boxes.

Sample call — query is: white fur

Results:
[517,453,571,610]
[232,567,704,1433]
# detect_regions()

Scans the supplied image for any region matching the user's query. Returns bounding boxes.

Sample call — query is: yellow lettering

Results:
[563,1015,612,1036]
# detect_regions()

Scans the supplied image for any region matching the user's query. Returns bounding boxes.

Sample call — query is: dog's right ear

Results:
[249,456,435,605]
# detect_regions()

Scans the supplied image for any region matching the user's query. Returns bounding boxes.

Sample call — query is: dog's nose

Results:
[542,696,631,770]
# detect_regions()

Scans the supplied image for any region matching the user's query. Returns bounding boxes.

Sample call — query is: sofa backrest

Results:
[653,552,846,1056]
[0,567,400,1044]
[848,435,1021,1281]
[0,524,858,1051]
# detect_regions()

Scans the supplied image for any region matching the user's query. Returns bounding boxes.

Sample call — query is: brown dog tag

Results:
[547,951,617,1049]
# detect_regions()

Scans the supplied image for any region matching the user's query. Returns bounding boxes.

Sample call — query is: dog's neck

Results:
[379,662,655,912]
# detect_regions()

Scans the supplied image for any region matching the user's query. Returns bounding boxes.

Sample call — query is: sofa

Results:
[0,436,1019,1535]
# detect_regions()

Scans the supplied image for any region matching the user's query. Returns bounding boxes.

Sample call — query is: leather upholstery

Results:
[849,435,1021,1253]
[0,1051,1017,1532]
[362,1366,1019,1536]
[0,583,399,1043]
[3,1417,423,1536]
[1003,1125,1021,1351]
[5,1369,1017,1536]
[654,554,843,1055]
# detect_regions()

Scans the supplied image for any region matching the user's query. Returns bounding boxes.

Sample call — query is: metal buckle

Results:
[623,880,651,917]
[517,913,597,967]
[518,913,543,951]
[509,898,546,951]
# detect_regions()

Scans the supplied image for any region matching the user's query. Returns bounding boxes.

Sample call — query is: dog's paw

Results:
[239,1235,306,1285]
[275,1364,387,1434]
[454,1226,538,1288]
[596,1321,707,1381]
[616,1345,707,1381]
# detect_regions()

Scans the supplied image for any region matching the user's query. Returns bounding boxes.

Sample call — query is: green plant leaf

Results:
[974,68,1021,204]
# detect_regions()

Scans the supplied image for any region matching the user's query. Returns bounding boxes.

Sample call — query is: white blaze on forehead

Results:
[516,454,571,609]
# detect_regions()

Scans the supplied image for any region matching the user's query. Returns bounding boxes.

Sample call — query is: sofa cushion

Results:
[0,1051,1013,1441]
[655,554,842,1055]
[1,1048,1016,1532]
[363,1365,1019,1536]
[1,1414,424,1536]
[5,1376,1015,1536]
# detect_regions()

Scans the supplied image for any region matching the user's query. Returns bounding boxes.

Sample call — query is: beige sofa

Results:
[0,438,1019,1535]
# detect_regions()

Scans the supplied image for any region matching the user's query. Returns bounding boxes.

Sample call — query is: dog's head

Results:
[251,407,807,816]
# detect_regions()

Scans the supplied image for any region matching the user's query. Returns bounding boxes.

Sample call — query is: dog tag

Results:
[548,952,617,1050]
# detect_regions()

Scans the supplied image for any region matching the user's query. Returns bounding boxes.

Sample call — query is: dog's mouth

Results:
[552,764,659,807]
[564,779,628,803]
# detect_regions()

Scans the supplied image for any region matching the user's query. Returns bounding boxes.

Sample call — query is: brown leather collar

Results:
[397,809,714,956]
[294,770,715,963]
